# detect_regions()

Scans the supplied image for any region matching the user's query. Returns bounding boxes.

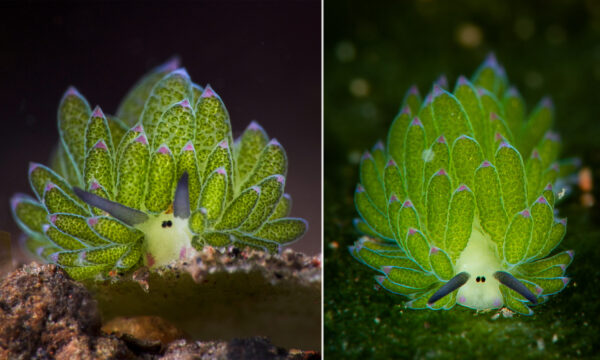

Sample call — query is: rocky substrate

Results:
[0,247,321,359]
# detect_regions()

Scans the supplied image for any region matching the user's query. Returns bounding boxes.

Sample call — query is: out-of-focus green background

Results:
[324,0,600,358]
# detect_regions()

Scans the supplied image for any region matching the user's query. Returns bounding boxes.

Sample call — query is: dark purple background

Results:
[0,1,321,256]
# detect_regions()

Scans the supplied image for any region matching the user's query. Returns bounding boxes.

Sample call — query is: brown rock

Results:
[0,263,133,359]
[102,315,186,348]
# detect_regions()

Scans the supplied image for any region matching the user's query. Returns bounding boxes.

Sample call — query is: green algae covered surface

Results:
[324,1,600,358]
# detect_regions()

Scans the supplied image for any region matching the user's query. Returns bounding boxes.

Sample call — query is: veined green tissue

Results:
[11,57,307,280]
[350,55,576,315]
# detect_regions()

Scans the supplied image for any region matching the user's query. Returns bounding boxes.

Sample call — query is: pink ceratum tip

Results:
[436,75,448,87]
[133,124,144,133]
[559,264,566,271]
[49,214,58,224]
[44,182,56,192]
[432,85,443,97]
[403,200,413,208]
[437,135,446,144]
[202,84,215,98]
[356,185,365,193]
[387,159,396,167]
[401,106,411,115]
[268,138,281,147]
[218,140,228,149]
[436,168,447,176]
[546,131,560,142]
[408,228,417,235]
[375,275,385,284]
[50,252,59,262]
[430,247,439,255]
[536,196,547,204]
[536,286,543,295]
[146,253,155,267]
[541,96,554,109]
[531,150,540,159]
[10,195,22,210]
[92,106,104,118]
[559,219,567,226]
[457,185,468,192]
[65,86,80,97]
[562,277,570,285]
[490,112,499,121]
[251,186,261,194]
[42,224,50,232]
[520,210,531,218]
[180,99,191,108]
[494,133,504,142]
[506,86,519,97]
[424,93,433,105]
[87,217,99,226]
[481,161,492,167]
[183,141,194,151]
[499,141,510,148]
[179,247,187,260]
[248,121,263,131]
[135,134,148,145]
[411,117,422,126]
[389,194,399,203]
[485,52,498,67]
[566,250,575,259]
[458,296,466,303]
[362,152,372,160]
[79,251,87,260]
[275,175,285,183]
[216,167,227,175]
[544,183,553,191]
[457,75,469,86]
[90,181,102,190]
[477,87,487,96]
[28,162,40,174]
[408,85,419,95]
[160,56,181,72]
[157,145,171,154]
[94,140,107,150]
[381,266,392,275]
[374,141,384,150]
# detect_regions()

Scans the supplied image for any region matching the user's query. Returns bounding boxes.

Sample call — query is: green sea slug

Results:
[349,54,577,315]
[11,57,307,280]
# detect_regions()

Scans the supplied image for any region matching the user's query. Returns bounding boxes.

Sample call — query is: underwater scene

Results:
[0,2,321,358]
[325,0,600,358]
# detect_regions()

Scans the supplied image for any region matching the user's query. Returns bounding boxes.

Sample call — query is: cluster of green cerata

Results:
[350,55,575,315]
[11,58,307,280]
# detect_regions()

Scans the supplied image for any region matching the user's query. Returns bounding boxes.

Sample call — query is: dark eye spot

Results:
[482,276,486,283]
[476,276,481,283]
[162,220,173,228]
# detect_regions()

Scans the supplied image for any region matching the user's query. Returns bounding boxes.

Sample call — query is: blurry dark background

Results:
[0,1,321,258]
[325,0,600,358]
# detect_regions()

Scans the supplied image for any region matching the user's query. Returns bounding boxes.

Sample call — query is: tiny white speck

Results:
[422,149,435,163]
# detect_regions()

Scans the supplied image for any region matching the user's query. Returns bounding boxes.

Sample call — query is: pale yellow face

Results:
[135,213,194,267]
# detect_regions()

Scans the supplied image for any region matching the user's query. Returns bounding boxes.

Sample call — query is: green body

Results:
[351,55,575,315]
[11,58,307,280]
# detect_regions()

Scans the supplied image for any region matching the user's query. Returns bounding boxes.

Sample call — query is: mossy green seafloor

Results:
[325,189,599,358]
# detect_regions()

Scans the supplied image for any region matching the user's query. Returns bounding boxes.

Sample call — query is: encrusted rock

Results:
[0,263,133,359]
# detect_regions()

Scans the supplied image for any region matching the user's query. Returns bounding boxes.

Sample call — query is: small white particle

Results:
[422,149,435,163]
